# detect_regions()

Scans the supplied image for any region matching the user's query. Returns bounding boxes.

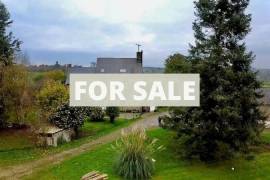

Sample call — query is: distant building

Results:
[66,51,143,84]
[96,51,143,73]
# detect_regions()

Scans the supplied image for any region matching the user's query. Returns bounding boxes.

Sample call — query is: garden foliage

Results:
[49,103,85,137]
[112,128,163,180]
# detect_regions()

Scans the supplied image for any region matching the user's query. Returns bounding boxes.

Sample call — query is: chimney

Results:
[136,50,143,64]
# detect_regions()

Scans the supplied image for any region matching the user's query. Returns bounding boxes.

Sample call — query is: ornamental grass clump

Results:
[112,128,163,180]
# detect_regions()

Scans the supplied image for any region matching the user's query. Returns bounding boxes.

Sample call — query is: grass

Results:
[263,81,270,88]
[23,128,270,180]
[156,107,169,112]
[0,129,42,168]
[0,117,139,168]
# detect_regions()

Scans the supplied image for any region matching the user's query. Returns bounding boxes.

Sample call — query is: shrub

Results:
[106,107,120,123]
[49,103,85,138]
[36,80,68,113]
[112,128,163,180]
[81,107,92,119]
[89,107,104,122]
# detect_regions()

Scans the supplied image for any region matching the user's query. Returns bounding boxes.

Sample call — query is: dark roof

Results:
[68,67,96,73]
[96,58,142,73]
[65,67,95,84]
[143,67,164,73]
[262,88,270,105]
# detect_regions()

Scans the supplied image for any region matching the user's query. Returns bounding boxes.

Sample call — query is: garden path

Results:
[0,112,167,180]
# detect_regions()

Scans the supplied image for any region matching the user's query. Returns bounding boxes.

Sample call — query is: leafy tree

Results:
[36,79,68,114]
[0,65,38,127]
[0,1,21,66]
[49,103,85,137]
[106,107,120,123]
[164,53,190,73]
[163,0,265,161]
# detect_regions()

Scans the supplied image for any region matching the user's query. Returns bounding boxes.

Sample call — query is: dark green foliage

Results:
[163,0,265,161]
[106,107,120,123]
[88,107,105,122]
[0,1,21,128]
[81,107,92,119]
[0,1,21,66]
[164,53,190,73]
[49,103,85,137]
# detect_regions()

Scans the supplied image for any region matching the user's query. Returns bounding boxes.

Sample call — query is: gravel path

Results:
[0,112,166,180]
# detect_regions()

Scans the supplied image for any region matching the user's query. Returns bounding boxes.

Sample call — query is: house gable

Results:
[96,58,143,73]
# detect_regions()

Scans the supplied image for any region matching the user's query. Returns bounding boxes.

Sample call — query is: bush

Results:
[49,103,85,138]
[89,107,104,122]
[112,128,163,180]
[36,79,68,113]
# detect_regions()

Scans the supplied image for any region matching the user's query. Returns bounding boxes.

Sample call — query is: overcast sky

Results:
[2,0,270,68]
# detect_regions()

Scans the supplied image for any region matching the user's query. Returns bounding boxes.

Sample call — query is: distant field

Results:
[263,82,270,88]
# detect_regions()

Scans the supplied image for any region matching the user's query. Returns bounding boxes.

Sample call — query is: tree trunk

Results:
[74,126,79,139]
[110,116,115,123]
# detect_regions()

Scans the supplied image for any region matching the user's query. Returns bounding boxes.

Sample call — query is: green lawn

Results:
[0,118,138,167]
[23,128,270,180]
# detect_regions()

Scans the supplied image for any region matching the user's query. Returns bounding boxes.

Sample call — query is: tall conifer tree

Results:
[0,1,21,66]
[164,0,265,161]
[0,1,21,127]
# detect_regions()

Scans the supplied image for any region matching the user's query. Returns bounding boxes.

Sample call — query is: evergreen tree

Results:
[164,0,265,161]
[0,1,21,127]
[0,1,21,66]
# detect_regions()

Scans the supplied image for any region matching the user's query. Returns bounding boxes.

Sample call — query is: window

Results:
[100,68,105,72]
[120,69,127,73]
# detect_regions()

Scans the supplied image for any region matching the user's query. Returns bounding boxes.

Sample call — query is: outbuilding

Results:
[38,126,74,147]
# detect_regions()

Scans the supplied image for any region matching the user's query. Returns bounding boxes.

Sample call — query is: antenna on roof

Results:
[136,44,141,52]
